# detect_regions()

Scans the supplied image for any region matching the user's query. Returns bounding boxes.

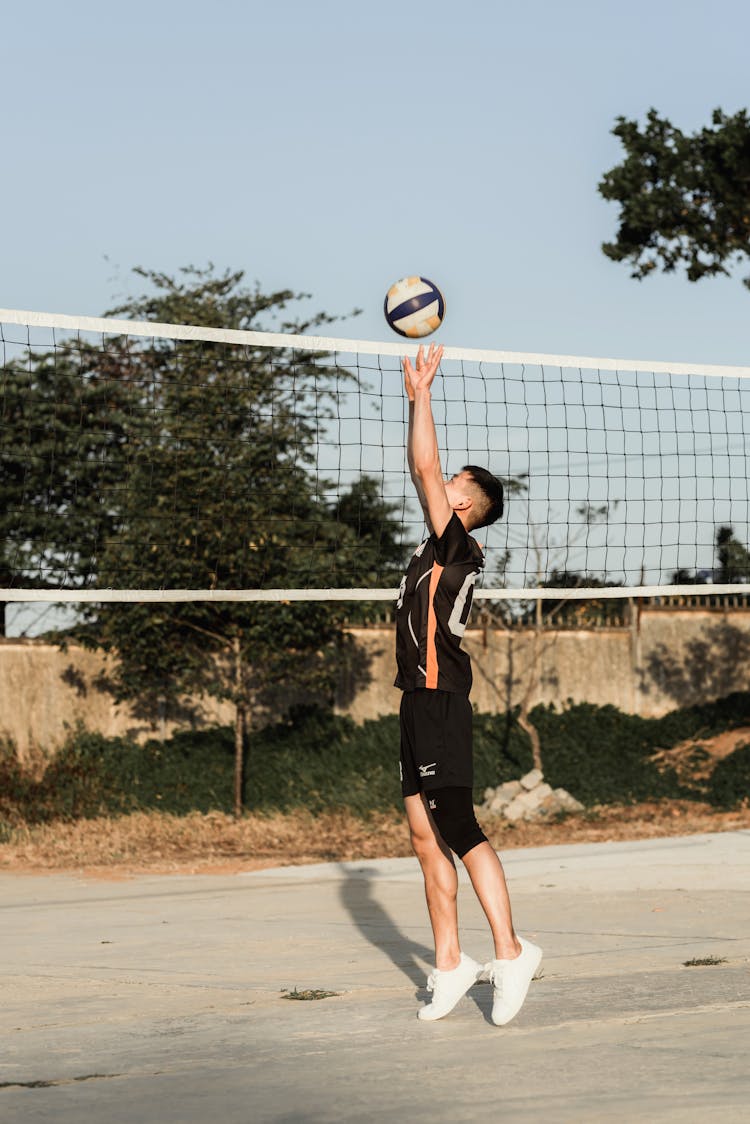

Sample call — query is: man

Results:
[397,342,542,1025]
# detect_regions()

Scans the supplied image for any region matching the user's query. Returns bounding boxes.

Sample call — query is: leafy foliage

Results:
[0,342,130,633]
[670,524,750,587]
[2,265,409,810]
[530,703,689,804]
[66,269,406,727]
[715,525,750,583]
[8,692,750,825]
[599,108,750,289]
[0,742,29,830]
[707,743,750,808]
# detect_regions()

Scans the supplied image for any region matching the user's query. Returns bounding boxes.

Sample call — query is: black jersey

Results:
[394,513,484,694]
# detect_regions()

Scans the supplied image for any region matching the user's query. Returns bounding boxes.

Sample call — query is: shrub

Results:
[0,739,27,804]
[707,744,750,809]
[245,707,399,815]
[473,710,533,792]
[5,692,750,823]
[0,739,34,830]
[36,725,237,820]
[653,691,750,745]
[529,702,689,805]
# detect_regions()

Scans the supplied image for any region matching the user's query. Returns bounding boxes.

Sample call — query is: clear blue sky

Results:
[3,0,750,365]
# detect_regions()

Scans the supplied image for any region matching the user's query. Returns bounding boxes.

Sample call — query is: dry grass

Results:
[481,799,750,850]
[0,809,413,876]
[1,800,749,879]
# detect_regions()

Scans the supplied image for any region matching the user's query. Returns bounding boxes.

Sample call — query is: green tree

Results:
[0,341,130,635]
[535,569,624,627]
[72,266,406,814]
[599,108,750,288]
[670,568,708,586]
[716,524,750,583]
[670,525,750,586]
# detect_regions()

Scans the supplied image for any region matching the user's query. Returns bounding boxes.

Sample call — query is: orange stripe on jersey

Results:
[425,563,444,688]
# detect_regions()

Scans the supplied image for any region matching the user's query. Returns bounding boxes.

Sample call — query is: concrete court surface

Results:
[2,831,749,1124]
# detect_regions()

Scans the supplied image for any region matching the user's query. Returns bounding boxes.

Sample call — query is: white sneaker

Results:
[417,952,483,1021]
[488,937,542,1026]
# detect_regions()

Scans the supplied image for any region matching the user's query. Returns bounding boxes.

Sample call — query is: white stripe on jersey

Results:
[415,565,434,589]
[408,610,419,648]
[448,570,480,637]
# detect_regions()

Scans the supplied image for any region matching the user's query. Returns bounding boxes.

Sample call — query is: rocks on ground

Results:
[477,768,585,823]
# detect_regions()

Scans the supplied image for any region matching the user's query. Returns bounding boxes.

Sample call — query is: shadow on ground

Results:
[337,865,494,1020]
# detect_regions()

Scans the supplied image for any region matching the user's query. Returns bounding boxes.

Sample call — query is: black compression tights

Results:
[426,786,488,859]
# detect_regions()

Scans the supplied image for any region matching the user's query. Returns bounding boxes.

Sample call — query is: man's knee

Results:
[427,786,487,858]
[404,794,443,863]
[409,819,442,864]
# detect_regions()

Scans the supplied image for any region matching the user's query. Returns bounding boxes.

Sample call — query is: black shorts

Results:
[399,688,473,797]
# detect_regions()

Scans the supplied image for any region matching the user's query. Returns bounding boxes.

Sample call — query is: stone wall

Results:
[3,607,750,759]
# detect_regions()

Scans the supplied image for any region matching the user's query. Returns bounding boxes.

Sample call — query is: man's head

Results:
[444,465,504,530]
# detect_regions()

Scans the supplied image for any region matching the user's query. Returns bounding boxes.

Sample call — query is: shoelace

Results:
[425,972,437,993]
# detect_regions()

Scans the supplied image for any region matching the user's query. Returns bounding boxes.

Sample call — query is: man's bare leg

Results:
[403,793,461,970]
[461,841,522,961]
[462,839,542,1025]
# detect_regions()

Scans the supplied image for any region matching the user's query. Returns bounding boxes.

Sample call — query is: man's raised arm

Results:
[405,371,435,534]
[403,344,453,539]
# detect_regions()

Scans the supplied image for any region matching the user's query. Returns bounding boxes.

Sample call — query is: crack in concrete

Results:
[0,1073,123,1090]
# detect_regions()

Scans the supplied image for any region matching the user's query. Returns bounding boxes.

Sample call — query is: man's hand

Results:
[403,343,444,398]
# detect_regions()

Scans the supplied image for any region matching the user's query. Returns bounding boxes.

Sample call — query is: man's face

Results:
[444,471,472,510]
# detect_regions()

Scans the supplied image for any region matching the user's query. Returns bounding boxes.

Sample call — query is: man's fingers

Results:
[404,342,442,390]
[419,343,444,380]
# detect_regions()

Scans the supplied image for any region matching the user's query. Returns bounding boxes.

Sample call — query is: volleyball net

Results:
[2,307,750,612]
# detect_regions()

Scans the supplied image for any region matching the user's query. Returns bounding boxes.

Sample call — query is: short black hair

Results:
[462,465,504,529]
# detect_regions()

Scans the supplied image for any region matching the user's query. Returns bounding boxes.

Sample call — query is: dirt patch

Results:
[1,802,748,880]
[652,725,750,786]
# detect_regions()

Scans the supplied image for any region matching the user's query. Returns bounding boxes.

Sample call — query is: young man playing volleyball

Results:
[397,342,541,1024]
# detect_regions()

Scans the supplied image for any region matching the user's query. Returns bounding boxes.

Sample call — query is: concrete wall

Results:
[3,608,750,759]
[0,640,233,762]
[340,609,750,723]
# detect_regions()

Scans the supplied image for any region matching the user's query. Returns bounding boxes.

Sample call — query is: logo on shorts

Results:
[419,762,437,778]
[428,798,437,810]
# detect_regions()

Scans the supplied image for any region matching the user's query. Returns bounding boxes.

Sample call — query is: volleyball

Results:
[384,276,445,338]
